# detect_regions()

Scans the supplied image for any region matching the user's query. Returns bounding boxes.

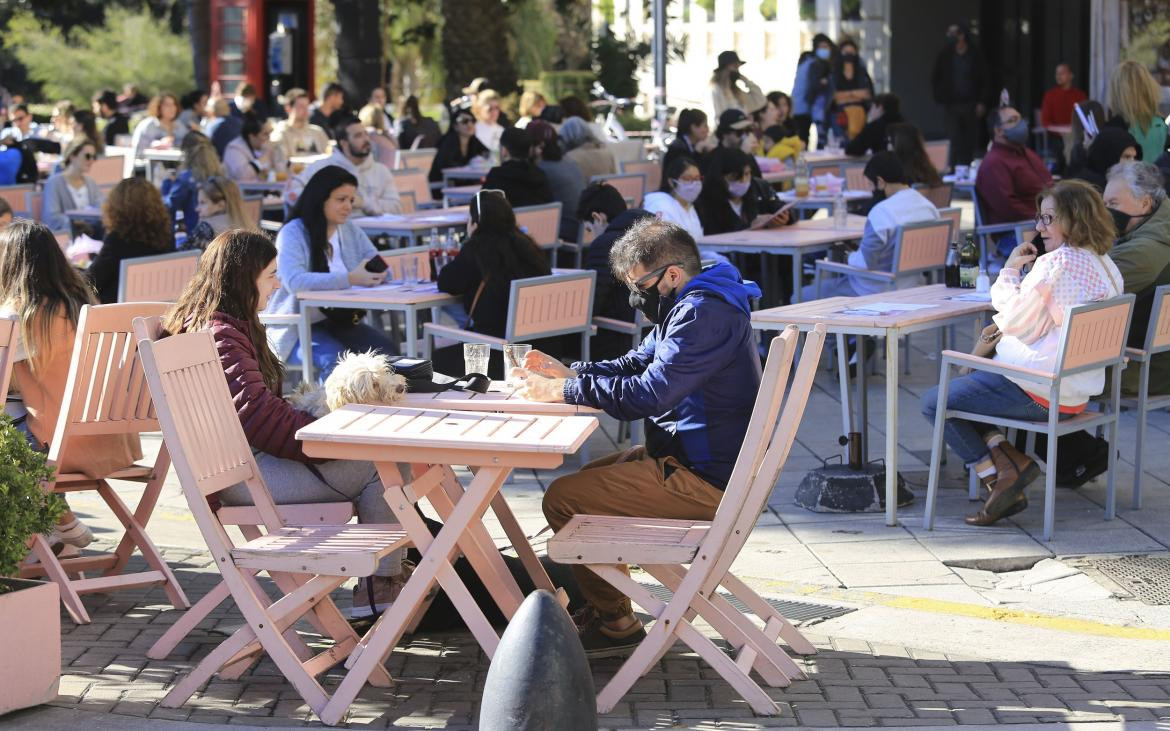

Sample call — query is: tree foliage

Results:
[3,6,194,103]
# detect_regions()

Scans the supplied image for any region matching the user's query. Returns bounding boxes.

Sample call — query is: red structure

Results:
[208,0,315,102]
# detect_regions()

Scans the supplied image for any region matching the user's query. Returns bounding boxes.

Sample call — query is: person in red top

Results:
[161,229,408,619]
[1040,63,1087,128]
[975,105,1054,259]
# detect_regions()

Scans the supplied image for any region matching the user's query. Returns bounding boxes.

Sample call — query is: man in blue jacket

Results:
[516,218,762,657]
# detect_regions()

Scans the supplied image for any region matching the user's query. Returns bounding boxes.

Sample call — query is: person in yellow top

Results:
[758,125,805,162]
[1,220,142,552]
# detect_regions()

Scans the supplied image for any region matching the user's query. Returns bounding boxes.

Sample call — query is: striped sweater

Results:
[991,244,1123,408]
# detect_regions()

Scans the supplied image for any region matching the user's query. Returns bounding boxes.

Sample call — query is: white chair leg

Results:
[1042,408,1060,541]
[923,364,952,530]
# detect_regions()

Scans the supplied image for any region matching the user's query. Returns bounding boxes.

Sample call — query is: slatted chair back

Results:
[506,270,596,343]
[620,160,661,193]
[919,183,954,208]
[924,140,950,172]
[893,218,953,278]
[514,202,563,250]
[709,325,825,578]
[0,314,19,404]
[590,173,645,208]
[118,250,201,303]
[0,185,32,216]
[90,155,126,185]
[938,207,962,239]
[390,168,431,208]
[241,197,263,225]
[1056,296,1135,375]
[380,246,432,282]
[398,190,417,213]
[396,148,438,172]
[842,163,872,192]
[138,328,283,536]
[1143,285,1170,354]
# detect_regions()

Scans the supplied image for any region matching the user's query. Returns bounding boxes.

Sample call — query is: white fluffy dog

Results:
[287,350,407,417]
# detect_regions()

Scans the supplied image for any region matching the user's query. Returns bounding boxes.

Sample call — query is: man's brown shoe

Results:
[965,493,1029,526]
[984,442,1040,516]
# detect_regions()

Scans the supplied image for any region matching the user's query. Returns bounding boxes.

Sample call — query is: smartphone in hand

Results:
[364,255,389,273]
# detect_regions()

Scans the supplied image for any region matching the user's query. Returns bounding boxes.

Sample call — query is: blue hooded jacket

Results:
[564,261,763,489]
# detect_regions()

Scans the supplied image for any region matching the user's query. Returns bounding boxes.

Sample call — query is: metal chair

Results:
[1121,284,1170,509]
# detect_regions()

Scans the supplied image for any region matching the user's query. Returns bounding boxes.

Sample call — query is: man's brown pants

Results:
[542,446,724,621]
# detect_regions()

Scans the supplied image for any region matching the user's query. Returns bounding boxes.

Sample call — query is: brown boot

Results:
[965,493,1029,526]
[983,442,1040,517]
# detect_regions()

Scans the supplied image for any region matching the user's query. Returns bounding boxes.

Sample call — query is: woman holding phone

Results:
[266,164,396,380]
[695,148,791,235]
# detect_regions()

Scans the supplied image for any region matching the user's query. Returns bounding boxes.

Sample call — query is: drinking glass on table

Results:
[402,257,419,286]
[463,343,490,376]
[504,343,532,387]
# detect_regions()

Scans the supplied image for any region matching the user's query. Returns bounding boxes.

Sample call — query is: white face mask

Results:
[674,179,702,203]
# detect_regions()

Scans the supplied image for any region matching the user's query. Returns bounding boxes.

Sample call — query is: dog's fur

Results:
[287,350,407,417]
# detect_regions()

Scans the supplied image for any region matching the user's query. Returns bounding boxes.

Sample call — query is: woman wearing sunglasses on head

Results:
[42,137,103,234]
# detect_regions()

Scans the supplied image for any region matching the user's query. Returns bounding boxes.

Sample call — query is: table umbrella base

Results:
[794,460,913,512]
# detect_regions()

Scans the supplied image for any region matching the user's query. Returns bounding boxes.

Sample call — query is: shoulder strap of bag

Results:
[467,280,487,322]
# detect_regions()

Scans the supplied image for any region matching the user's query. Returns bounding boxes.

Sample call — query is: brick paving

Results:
[35,545,1170,729]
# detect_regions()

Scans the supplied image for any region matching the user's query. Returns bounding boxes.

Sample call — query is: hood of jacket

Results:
[491,159,545,186]
[605,207,653,234]
[1088,127,1141,173]
[678,260,762,317]
[1118,197,1170,249]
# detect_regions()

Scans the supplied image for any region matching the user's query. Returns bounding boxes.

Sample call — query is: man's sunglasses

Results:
[629,262,682,294]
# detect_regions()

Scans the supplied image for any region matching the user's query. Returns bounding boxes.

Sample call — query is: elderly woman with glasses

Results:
[42,137,103,234]
[921,179,1124,527]
[428,108,490,193]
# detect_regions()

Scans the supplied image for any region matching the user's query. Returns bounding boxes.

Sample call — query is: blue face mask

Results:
[1002,119,1030,146]
[815,47,831,61]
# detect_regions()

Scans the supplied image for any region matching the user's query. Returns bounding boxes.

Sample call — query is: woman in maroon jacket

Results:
[162,229,407,618]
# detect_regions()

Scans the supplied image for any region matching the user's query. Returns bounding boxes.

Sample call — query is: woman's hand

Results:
[522,350,576,378]
[348,264,386,287]
[1005,240,1038,271]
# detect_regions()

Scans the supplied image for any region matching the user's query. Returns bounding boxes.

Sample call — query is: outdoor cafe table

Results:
[65,207,102,226]
[778,188,872,214]
[353,207,469,246]
[296,280,457,382]
[440,164,489,188]
[441,183,481,207]
[296,404,598,725]
[696,214,866,304]
[751,284,995,526]
[141,148,183,183]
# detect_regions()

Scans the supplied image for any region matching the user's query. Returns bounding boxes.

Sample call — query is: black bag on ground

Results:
[1020,431,1110,489]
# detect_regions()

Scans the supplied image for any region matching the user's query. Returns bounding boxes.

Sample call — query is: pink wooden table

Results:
[297,404,597,724]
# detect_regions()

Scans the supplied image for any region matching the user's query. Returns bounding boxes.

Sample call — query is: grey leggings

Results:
[220,454,405,577]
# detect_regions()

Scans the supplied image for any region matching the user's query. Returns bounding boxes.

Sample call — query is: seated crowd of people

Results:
[3,50,1170,659]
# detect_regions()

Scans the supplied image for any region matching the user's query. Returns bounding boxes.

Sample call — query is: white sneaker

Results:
[54,518,94,548]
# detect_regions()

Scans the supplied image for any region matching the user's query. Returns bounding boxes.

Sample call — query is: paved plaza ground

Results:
[8,270,1170,729]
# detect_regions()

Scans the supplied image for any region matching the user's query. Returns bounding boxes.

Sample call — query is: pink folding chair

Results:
[923,295,1136,540]
[89,155,126,186]
[842,162,873,192]
[620,159,662,194]
[137,328,411,722]
[590,172,646,208]
[380,246,432,281]
[390,168,433,210]
[514,202,563,253]
[548,325,826,714]
[925,140,950,173]
[0,185,33,216]
[918,183,954,208]
[117,250,201,302]
[396,147,438,172]
[0,314,19,409]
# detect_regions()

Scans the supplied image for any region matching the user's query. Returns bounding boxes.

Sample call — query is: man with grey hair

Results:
[1105,160,1170,394]
[515,218,762,657]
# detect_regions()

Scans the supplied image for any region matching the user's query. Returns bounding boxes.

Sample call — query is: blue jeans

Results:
[921,370,1071,465]
[288,320,397,383]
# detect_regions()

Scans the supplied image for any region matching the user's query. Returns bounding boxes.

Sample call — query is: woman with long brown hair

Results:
[0,220,142,551]
[87,176,175,303]
[183,176,254,250]
[162,230,407,617]
[130,91,186,157]
[886,122,943,188]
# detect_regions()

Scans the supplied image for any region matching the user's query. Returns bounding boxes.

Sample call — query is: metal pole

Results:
[652,0,668,132]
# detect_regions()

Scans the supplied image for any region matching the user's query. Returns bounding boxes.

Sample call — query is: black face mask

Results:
[1107,206,1147,237]
[870,184,886,204]
[628,268,677,325]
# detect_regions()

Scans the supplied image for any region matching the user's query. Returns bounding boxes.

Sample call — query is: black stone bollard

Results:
[479,590,598,731]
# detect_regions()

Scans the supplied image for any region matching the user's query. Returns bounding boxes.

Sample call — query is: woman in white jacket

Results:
[922,179,1123,526]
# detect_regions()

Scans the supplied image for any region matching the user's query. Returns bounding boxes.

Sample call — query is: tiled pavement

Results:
[8,546,1166,729]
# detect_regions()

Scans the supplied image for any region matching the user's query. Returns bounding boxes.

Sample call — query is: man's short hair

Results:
[576,182,627,222]
[609,218,702,280]
[321,82,345,100]
[863,151,908,185]
[500,127,532,160]
[93,90,119,111]
[284,88,309,107]
[332,114,362,144]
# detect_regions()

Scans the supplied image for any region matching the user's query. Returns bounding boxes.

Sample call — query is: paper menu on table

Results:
[837,302,939,315]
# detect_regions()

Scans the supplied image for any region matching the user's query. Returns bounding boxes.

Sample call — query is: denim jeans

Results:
[288,320,397,383]
[921,370,1071,465]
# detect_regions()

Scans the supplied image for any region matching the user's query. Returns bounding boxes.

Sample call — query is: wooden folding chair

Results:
[619,159,661,194]
[514,202,563,254]
[390,168,434,210]
[924,139,950,173]
[128,315,358,661]
[1120,284,1170,510]
[241,196,263,226]
[590,172,646,208]
[395,147,438,172]
[90,155,126,186]
[423,270,597,362]
[548,325,826,714]
[0,184,33,217]
[118,250,201,302]
[923,295,1136,540]
[137,328,411,721]
[19,303,189,624]
[0,314,19,408]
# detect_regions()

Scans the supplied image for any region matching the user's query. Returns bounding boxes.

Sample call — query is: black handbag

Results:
[320,256,388,327]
